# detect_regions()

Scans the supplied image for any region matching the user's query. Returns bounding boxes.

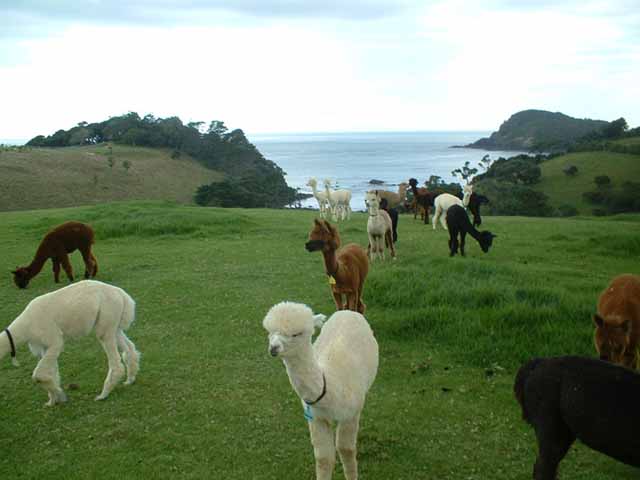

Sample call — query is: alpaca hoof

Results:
[57,391,68,403]
[95,394,108,401]
[124,377,136,386]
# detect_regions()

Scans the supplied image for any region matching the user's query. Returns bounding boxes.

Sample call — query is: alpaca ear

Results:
[593,314,604,328]
[491,234,498,238]
[314,218,322,227]
[313,314,327,330]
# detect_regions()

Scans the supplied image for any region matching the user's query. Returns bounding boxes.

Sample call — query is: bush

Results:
[474,179,552,216]
[563,165,578,176]
[582,190,606,204]
[592,208,608,216]
[594,175,611,188]
[557,204,578,217]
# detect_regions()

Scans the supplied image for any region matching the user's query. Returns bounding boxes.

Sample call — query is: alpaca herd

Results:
[3,184,639,480]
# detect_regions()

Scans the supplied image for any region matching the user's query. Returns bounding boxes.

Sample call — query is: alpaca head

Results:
[323,178,332,188]
[408,178,419,188]
[594,315,633,366]
[478,231,496,253]
[263,302,322,357]
[306,178,318,189]
[364,191,380,212]
[11,267,30,289]
[463,184,473,206]
[305,219,341,252]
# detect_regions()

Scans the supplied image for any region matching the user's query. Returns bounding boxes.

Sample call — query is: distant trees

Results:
[563,165,578,176]
[451,161,478,184]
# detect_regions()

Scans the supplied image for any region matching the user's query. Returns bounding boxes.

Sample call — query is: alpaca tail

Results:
[119,292,137,331]
[514,358,544,424]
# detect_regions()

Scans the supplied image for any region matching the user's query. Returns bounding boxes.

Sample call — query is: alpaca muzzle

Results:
[305,240,324,252]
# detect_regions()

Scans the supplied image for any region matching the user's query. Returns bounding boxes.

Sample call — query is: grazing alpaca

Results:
[379,197,398,243]
[0,280,140,406]
[514,356,640,479]
[594,274,640,369]
[305,219,368,314]
[307,178,330,219]
[370,182,408,209]
[364,191,396,262]
[467,193,490,227]
[323,179,352,221]
[408,178,435,225]
[445,205,495,256]
[12,221,98,289]
[263,302,378,480]
[432,193,463,230]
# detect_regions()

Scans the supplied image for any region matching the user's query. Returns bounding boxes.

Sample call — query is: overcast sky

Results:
[1,0,638,139]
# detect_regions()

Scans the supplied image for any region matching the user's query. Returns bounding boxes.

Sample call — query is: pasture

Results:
[1,201,639,479]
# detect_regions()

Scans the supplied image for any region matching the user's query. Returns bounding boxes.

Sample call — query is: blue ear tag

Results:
[304,404,314,422]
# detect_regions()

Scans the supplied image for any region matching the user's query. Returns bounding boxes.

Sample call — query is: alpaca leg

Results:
[309,419,336,480]
[347,293,358,312]
[91,252,99,277]
[60,254,74,282]
[96,334,126,400]
[432,206,441,230]
[440,211,448,230]
[80,247,95,279]
[32,339,67,406]
[460,231,467,257]
[337,414,360,480]
[386,230,396,260]
[331,290,344,311]
[450,234,459,257]
[52,259,61,283]
[117,331,140,385]
[533,421,575,480]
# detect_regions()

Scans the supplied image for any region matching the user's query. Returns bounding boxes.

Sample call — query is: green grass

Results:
[535,151,640,214]
[1,203,639,479]
[613,136,640,147]
[0,145,223,212]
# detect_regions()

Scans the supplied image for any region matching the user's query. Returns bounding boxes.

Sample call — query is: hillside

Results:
[534,151,640,214]
[0,144,223,211]
[468,110,608,151]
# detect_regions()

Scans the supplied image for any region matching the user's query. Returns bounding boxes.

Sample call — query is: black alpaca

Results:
[445,204,495,256]
[467,193,489,227]
[379,198,398,243]
[408,178,435,224]
[515,356,640,479]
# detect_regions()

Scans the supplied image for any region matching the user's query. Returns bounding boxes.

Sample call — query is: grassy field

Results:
[1,202,639,479]
[0,145,222,211]
[534,151,640,214]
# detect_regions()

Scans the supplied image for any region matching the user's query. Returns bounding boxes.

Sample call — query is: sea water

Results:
[250,131,523,211]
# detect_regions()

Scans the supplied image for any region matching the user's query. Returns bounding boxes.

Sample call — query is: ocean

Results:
[250,131,522,211]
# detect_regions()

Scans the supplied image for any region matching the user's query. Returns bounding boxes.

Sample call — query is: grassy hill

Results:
[1,202,639,479]
[534,151,640,214]
[0,144,223,211]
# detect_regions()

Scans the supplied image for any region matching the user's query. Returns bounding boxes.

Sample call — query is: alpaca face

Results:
[11,268,30,289]
[594,315,632,366]
[267,331,309,357]
[479,231,495,253]
[306,219,340,252]
[364,192,380,212]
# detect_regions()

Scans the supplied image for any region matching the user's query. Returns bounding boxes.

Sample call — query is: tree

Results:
[563,165,578,176]
[208,120,228,137]
[602,117,628,139]
[594,175,611,189]
[123,160,131,172]
[478,154,493,172]
[451,161,478,184]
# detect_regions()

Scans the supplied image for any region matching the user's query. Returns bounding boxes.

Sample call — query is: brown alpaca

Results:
[408,178,435,225]
[594,274,640,369]
[12,221,98,289]
[305,219,369,314]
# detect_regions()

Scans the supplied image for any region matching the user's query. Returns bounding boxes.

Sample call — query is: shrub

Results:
[594,175,611,188]
[563,165,578,176]
[592,208,608,217]
[582,190,606,204]
[557,204,578,217]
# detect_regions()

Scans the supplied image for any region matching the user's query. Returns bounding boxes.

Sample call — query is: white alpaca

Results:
[307,178,330,218]
[365,191,396,262]
[323,179,352,221]
[462,184,473,207]
[264,302,378,480]
[432,193,464,230]
[0,280,140,406]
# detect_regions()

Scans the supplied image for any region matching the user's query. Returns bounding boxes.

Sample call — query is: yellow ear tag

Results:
[328,275,336,285]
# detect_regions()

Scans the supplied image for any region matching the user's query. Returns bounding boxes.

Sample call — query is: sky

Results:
[1,0,639,140]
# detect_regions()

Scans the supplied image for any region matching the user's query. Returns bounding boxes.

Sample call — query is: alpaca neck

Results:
[0,318,28,362]
[409,184,418,196]
[467,225,483,242]
[26,254,47,279]
[282,344,325,404]
[322,249,339,277]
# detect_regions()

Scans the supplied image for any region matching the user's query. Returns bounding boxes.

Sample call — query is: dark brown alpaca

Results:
[408,178,435,224]
[12,221,98,289]
[305,219,369,314]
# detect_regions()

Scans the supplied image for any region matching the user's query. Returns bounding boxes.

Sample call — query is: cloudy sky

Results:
[1,0,638,140]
